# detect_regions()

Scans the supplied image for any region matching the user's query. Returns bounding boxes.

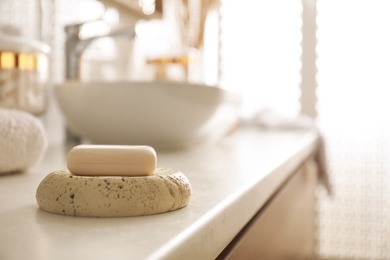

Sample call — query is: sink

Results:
[55,81,241,149]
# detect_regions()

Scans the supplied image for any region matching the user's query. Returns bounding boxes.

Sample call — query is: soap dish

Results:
[36,168,192,217]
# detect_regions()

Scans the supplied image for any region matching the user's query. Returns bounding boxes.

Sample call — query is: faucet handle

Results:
[64,23,81,40]
[64,19,104,39]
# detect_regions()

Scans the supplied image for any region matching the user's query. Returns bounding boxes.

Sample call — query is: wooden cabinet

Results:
[218,158,318,260]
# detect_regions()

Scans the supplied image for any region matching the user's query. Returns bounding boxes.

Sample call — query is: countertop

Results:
[0,127,319,260]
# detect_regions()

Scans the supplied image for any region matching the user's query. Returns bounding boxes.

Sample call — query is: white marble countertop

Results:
[0,127,318,260]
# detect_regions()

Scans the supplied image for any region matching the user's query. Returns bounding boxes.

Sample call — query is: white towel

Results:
[0,108,47,174]
[244,109,332,195]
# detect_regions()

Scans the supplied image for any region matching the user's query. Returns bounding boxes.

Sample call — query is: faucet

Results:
[64,21,136,80]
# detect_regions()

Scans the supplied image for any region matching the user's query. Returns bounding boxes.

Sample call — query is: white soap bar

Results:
[67,145,156,176]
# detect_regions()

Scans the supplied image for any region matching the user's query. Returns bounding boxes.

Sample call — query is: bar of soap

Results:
[36,168,192,217]
[67,145,156,176]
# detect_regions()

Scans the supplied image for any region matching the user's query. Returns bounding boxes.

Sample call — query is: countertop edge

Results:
[147,130,320,260]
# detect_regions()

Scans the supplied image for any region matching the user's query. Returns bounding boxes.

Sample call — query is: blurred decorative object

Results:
[55,80,240,149]
[176,0,218,49]
[142,0,219,83]
[146,55,190,80]
[0,107,47,174]
[0,0,53,115]
[0,35,50,115]
[100,0,163,18]
[138,0,157,15]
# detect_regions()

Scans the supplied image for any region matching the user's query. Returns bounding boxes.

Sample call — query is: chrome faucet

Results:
[64,21,136,80]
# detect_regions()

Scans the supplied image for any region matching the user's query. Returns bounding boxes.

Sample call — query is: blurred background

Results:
[1,0,390,259]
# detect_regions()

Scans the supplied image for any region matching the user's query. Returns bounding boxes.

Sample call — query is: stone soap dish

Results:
[55,80,241,149]
[36,168,192,217]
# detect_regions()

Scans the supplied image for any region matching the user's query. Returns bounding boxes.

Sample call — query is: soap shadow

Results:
[0,169,29,177]
[34,207,178,228]
[34,204,188,232]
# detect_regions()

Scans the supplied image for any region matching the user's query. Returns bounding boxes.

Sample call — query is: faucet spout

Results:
[65,22,136,80]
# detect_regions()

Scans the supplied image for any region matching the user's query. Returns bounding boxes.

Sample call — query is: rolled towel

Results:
[0,108,47,174]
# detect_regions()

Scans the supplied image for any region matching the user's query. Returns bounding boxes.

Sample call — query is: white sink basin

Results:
[55,81,241,149]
